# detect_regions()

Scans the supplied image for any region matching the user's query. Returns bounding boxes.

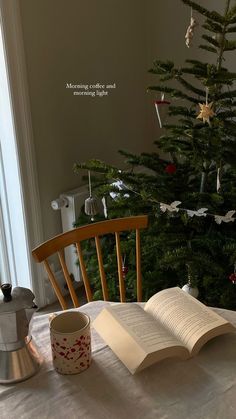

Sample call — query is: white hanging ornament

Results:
[84,171,100,221]
[182,282,199,298]
[101,196,108,218]
[154,93,171,128]
[185,9,198,48]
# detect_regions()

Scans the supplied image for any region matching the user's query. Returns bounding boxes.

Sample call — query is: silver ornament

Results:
[84,170,100,220]
[84,196,100,217]
[182,283,199,299]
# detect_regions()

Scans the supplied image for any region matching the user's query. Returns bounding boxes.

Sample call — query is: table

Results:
[1,301,236,419]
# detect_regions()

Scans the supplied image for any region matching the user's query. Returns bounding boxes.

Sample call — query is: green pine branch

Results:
[147,85,199,104]
[176,76,206,97]
[181,0,226,25]
[226,25,236,32]
[168,105,196,118]
[202,21,224,34]
[202,34,220,48]
[199,45,218,54]
[217,89,236,99]
[224,40,236,50]
[228,4,236,19]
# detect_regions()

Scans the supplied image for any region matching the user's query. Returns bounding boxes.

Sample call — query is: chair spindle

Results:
[76,242,93,302]
[43,259,67,310]
[58,249,79,308]
[115,232,126,302]
[136,229,142,302]
[95,236,109,300]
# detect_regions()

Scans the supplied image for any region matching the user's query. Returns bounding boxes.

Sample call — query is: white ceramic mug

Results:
[49,311,91,374]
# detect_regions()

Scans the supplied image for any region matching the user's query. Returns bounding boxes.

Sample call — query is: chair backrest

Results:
[32,215,148,310]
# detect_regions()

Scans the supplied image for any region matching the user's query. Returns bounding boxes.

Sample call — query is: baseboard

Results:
[44,268,83,306]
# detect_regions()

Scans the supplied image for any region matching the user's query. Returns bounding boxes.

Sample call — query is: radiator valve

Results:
[51,197,69,210]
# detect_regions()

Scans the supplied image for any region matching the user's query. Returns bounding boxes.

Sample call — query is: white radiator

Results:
[51,185,88,283]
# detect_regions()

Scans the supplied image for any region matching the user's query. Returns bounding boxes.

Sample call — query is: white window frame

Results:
[0,0,46,306]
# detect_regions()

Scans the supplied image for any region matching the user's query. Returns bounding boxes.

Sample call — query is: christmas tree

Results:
[74,0,236,308]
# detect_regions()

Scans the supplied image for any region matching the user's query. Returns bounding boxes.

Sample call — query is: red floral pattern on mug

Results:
[51,335,91,362]
[50,311,91,374]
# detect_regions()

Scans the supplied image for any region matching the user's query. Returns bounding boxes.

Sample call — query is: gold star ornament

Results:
[197,102,215,124]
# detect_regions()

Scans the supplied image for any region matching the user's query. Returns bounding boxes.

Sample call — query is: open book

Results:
[93,287,235,374]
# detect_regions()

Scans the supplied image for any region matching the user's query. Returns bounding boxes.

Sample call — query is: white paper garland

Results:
[108,178,236,225]
[160,201,181,213]
[187,208,208,217]
[160,201,235,224]
[214,210,235,225]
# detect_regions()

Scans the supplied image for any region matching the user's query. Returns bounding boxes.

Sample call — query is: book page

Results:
[93,307,147,373]
[93,303,189,374]
[109,303,187,353]
[144,287,234,354]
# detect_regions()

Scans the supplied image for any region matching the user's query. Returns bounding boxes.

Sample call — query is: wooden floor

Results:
[36,287,87,315]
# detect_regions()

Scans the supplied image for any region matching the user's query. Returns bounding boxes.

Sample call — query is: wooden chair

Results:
[32,215,148,310]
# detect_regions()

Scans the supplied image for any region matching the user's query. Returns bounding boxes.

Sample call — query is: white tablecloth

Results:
[1,301,236,419]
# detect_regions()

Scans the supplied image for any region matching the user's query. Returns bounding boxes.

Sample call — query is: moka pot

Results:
[0,284,42,383]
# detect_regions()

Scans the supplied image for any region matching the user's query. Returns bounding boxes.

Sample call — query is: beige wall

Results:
[20,0,154,240]
[19,0,233,241]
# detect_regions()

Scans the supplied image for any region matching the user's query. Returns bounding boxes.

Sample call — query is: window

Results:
[0,3,45,306]
[0,25,31,288]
